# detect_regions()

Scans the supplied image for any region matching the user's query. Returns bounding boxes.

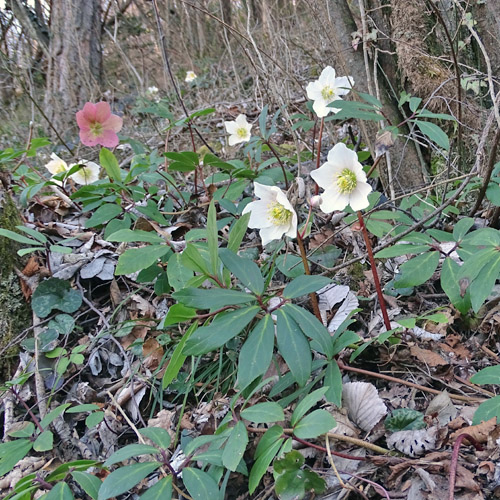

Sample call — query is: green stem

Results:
[314,117,325,195]
[296,232,321,321]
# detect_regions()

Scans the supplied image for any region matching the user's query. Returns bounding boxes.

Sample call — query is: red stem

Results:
[356,211,391,331]
[314,118,325,195]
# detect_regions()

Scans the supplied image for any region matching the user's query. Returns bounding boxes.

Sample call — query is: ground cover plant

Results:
[1,1,500,499]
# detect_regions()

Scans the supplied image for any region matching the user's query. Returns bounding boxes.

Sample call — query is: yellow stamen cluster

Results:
[336,168,357,194]
[236,127,248,139]
[321,85,335,101]
[90,122,103,137]
[268,202,292,226]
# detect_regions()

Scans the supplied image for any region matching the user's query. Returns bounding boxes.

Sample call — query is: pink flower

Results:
[76,101,123,148]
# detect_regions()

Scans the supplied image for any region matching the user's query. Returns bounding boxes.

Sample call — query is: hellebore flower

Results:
[69,160,101,185]
[310,143,372,212]
[224,114,252,146]
[242,182,297,246]
[45,153,69,185]
[76,101,123,148]
[306,66,354,118]
[185,71,197,82]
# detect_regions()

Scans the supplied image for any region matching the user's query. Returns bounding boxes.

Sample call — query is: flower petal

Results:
[319,189,350,213]
[335,76,355,95]
[259,225,284,246]
[326,143,358,168]
[82,102,97,122]
[79,128,99,147]
[275,187,295,213]
[284,211,298,238]
[253,182,275,201]
[95,101,112,122]
[306,81,323,101]
[312,99,330,118]
[310,162,336,190]
[102,113,123,133]
[97,129,119,148]
[349,183,372,211]
[228,134,243,146]
[242,199,273,229]
[319,66,336,85]
[224,121,238,134]
[235,114,249,127]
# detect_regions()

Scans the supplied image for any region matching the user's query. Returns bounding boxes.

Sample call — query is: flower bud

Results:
[309,195,322,208]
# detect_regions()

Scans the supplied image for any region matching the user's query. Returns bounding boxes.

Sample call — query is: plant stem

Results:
[264,140,289,190]
[296,232,321,321]
[9,387,44,433]
[314,118,325,195]
[356,211,391,331]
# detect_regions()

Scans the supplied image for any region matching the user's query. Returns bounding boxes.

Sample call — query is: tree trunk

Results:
[43,0,102,141]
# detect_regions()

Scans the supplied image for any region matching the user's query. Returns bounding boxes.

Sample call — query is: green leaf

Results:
[183,306,259,355]
[282,275,332,299]
[115,245,170,275]
[471,365,500,385]
[140,476,172,500]
[184,434,229,456]
[331,330,360,356]
[0,439,33,477]
[291,387,329,426]
[228,213,250,252]
[7,422,35,438]
[416,110,455,120]
[385,409,425,431]
[324,361,343,406]
[181,243,210,274]
[172,287,256,309]
[44,482,74,500]
[32,279,82,318]
[394,251,439,288]
[106,229,165,244]
[40,403,71,428]
[453,218,475,241]
[274,449,304,473]
[282,303,333,358]
[462,227,500,246]
[409,97,422,112]
[0,228,38,246]
[222,421,248,471]
[219,248,264,295]
[161,304,197,327]
[276,254,304,278]
[86,412,104,428]
[415,120,450,150]
[293,409,336,439]
[241,402,284,424]
[328,100,383,121]
[207,200,219,276]
[100,148,122,182]
[71,471,101,500]
[85,203,123,228]
[469,251,500,312]
[139,428,172,449]
[237,315,275,390]
[259,105,269,139]
[375,244,431,258]
[44,460,100,482]
[472,395,500,425]
[182,467,220,500]
[33,430,53,452]
[275,309,311,387]
[98,462,161,500]
[66,404,100,414]
[103,444,160,467]
[441,257,471,314]
[163,321,197,388]
[16,225,48,244]
[167,253,194,291]
[249,427,284,494]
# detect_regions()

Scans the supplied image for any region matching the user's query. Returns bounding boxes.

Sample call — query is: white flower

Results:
[306,66,354,118]
[45,153,69,185]
[69,160,101,185]
[310,143,372,212]
[224,114,252,146]
[147,86,159,94]
[185,71,197,83]
[242,182,297,246]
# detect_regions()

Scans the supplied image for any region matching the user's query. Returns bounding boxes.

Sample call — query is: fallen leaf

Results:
[449,417,496,444]
[410,345,448,366]
[342,382,387,432]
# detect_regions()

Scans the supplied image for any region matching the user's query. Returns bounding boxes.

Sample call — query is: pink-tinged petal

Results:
[319,66,336,85]
[349,183,372,211]
[76,110,91,129]
[319,189,349,213]
[79,129,100,147]
[97,129,119,148]
[313,99,330,118]
[95,101,112,122]
[82,102,97,122]
[102,113,123,133]
[326,143,358,168]
[310,162,336,190]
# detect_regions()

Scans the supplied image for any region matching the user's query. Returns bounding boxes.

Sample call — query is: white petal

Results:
[224,121,238,134]
[284,212,298,238]
[349,183,372,211]
[306,81,323,101]
[235,114,249,127]
[319,189,350,213]
[253,182,276,201]
[274,187,295,213]
[335,76,354,95]
[354,163,368,183]
[310,162,336,190]
[326,143,358,168]
[259,225,284,246]
[242,199,273,229]
[319,66,336,85]
[312,99,330,118]
[228,134,242,146]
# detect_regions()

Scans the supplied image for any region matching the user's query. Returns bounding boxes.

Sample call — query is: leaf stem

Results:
[264,140,289,191]
[356,211,391,331]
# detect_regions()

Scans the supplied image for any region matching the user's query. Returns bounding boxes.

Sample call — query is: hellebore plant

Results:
[69,160,101,185]
[76,101,123,148]
[45,153,69,185]
[185,70,197,83]
[224,114,252,146]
